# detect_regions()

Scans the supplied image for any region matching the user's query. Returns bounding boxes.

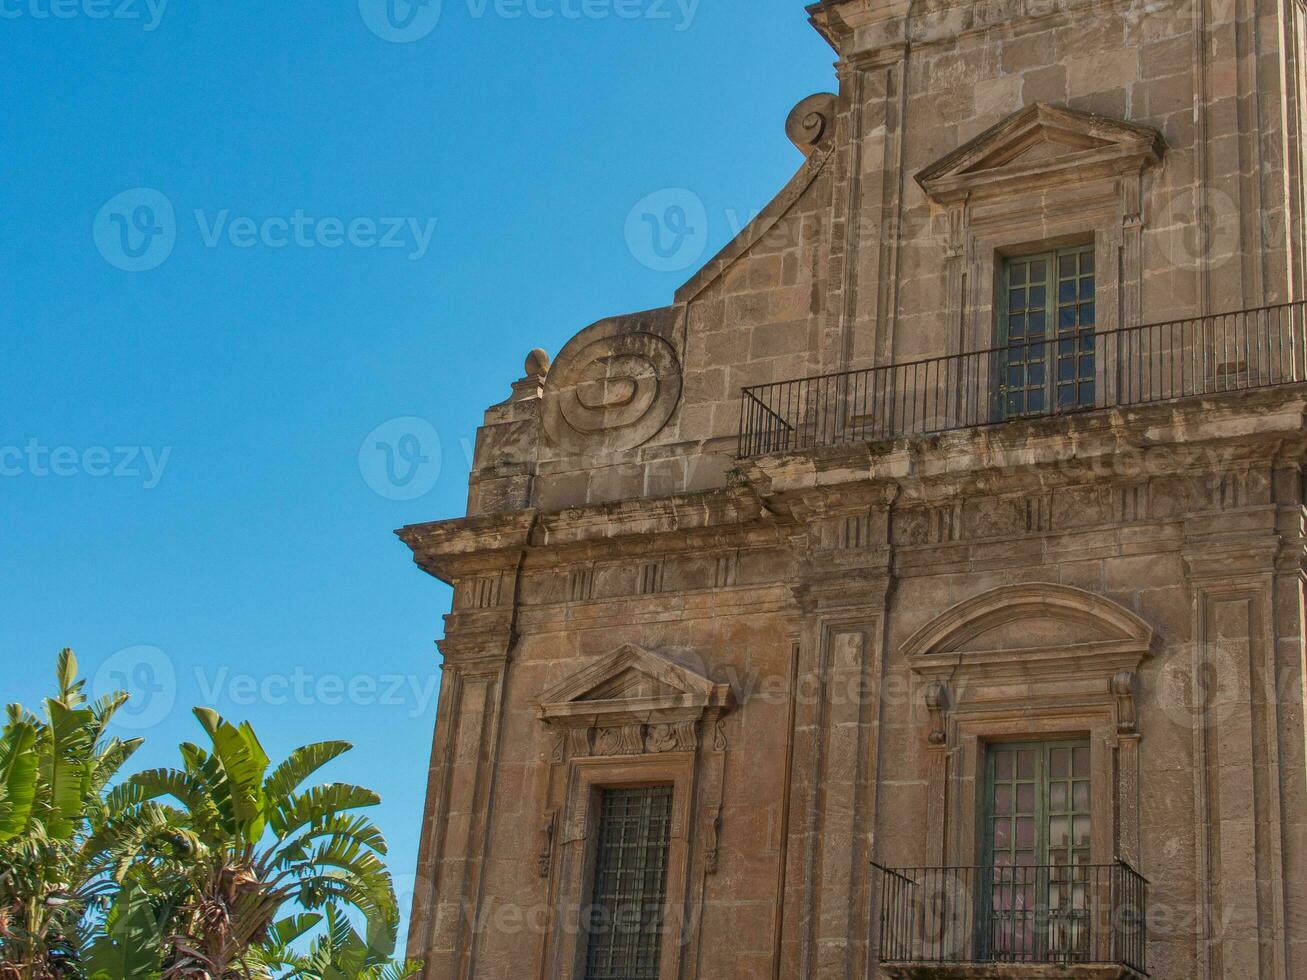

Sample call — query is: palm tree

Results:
[0,650,144,979]
[256,904,420,980]
[108,709,401,979]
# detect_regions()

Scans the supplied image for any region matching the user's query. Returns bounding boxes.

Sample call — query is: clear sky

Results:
[2,0,835,941]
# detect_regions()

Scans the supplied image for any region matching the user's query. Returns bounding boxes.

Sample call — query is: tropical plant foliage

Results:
[0,652,420,980]
[0,649,143,978]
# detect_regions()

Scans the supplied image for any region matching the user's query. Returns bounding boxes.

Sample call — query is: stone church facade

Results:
[400,1,1307,978]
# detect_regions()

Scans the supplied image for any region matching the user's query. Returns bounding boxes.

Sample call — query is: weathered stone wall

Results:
[403,2,1307,979]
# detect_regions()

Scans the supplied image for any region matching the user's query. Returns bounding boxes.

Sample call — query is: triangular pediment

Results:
[917,103,1165,203]
[578,666,684,701]
[536,644,734,725]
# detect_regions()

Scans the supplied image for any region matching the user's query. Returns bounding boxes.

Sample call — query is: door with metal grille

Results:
[998,246,1097,418]
[584,785,674,980]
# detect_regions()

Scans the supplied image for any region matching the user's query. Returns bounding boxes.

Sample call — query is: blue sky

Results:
[2,0,834,942]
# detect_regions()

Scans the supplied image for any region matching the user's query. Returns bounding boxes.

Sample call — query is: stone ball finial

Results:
[525,348,552,378]
[786,92,838,157]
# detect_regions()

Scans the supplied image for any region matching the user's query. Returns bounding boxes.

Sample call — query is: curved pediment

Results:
[916,102,1166,204]
[903,583,1154,661]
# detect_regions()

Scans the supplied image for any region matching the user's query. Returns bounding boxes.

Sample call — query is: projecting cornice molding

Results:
[916,102,1166,205]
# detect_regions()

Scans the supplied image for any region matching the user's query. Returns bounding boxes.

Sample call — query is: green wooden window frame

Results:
[583,785,674,980]
[981,740,1093,962]
[998,246,1097,417]
[984,740,1092,869]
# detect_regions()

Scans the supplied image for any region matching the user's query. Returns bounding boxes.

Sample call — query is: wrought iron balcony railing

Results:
[738,301,1307,458]
[872,863,1148,975]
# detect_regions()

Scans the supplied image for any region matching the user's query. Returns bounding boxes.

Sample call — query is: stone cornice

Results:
[738,386,1307,510]
[398,487,785,584]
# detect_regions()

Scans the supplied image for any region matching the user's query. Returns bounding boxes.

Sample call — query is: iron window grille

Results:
[583,785,674,980]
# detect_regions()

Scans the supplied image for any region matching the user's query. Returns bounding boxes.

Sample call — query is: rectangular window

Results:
[999,246,1097,418]
[584,785,674,980]
[982,741,1092,963]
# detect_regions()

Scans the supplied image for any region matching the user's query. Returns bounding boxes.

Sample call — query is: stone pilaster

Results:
[1183,512,1289,980]
[782,493,894,980]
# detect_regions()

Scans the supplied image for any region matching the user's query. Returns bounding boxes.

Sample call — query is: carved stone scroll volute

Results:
[925,681,950,746]
[703,806,722,876]
[1112,671,1138,734]
[537,809,557,878]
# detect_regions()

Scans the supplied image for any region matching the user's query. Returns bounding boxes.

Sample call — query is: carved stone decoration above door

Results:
[534,643,735,754]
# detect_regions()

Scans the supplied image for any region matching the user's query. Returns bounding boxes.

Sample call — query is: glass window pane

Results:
[1081,251,1095,274]
[1072,782,1090,812]
[1050,782,1068,811]
[995,751,1013,780]
[1059,253,1076,277]
[1072,747,1090,778]
[1017,783,1036,812]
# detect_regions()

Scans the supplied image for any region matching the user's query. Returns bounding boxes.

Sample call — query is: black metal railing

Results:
[739,301,1307,457]
[871,863,1148,975]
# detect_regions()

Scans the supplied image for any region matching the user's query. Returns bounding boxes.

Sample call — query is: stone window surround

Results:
[916,103,1166,374]
[905,584,1154,870]
[534,644,734,980]
[550,754,697,980]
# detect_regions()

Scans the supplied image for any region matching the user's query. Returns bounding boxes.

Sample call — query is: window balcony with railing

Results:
[737,302,1307,458]
[872,862,1148,979]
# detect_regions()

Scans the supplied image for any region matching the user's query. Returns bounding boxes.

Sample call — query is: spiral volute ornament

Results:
[542,318,683,454]
[785,93,838,157]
